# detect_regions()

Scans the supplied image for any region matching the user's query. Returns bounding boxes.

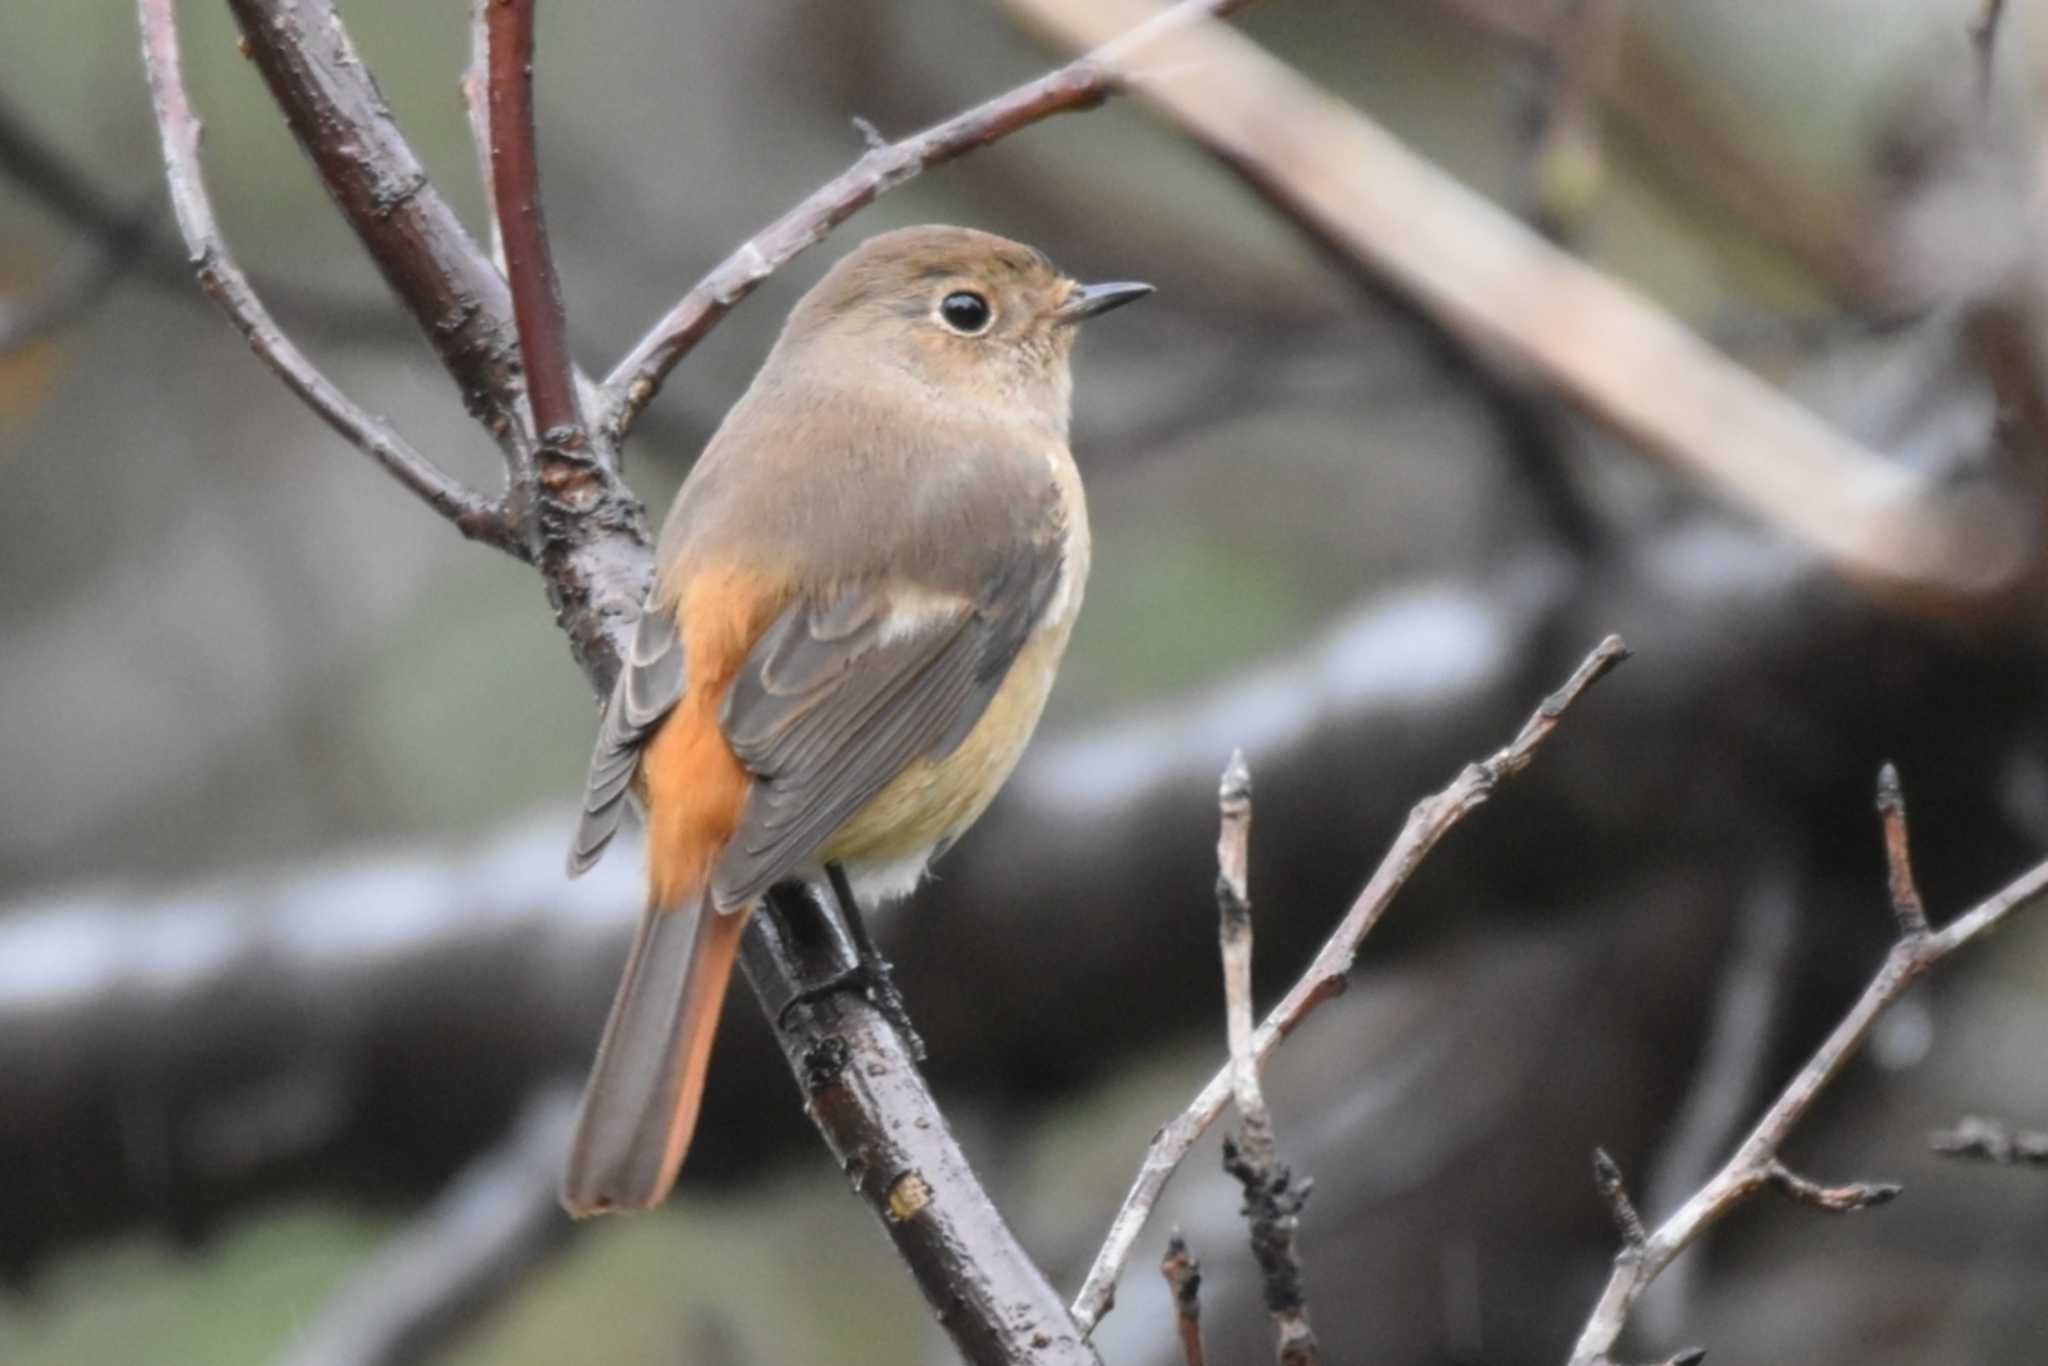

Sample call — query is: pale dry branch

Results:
[136,0,517,553]
[595,0,1257,443]
[1071,635,1628,1332]
[1212,752,1321,1366]
[1565,770,2048,1366]
[1015,0,2032,601]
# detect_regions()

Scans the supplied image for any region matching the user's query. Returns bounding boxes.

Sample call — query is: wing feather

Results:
[709,540,1061,910]
[568,601,687,876]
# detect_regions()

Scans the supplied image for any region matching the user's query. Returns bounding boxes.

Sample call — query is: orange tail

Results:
[561,894,749,1215]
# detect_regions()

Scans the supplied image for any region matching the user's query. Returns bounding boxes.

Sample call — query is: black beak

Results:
[1055,280,1154,324]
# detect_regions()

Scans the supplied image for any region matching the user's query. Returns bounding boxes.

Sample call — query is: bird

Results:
[560,224,1150,1215]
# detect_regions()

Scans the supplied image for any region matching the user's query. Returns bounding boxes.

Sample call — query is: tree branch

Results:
[221,0,534,459]
[1071,635,1628,1332]
[595,0,1257,444]
[1015,0,2034,603]
[1565,769,2048,1366]
[483,0,586,454]
[1161,1231,1207,1366]
[136,0,517,552]
[1213,754,1322,1366]
[743,887,1102,1366]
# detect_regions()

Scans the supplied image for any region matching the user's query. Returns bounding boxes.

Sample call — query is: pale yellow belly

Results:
[818,616,1075,866]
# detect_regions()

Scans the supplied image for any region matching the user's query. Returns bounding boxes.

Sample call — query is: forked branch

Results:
[1072,635,1628,1331]
[596,0,1258,443]
[137,0,517,553]
[1566,769,2048,1365]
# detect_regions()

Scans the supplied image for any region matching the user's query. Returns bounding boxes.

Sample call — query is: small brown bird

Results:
[561,225,1149,1215]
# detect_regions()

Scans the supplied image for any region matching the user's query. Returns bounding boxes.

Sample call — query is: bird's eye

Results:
[938,290,993,335]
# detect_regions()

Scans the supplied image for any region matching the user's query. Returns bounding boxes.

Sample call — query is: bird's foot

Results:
[778,957,927,1062]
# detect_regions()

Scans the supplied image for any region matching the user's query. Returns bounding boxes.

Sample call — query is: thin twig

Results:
[1931,1114,2048,1167]
[1566,769,2048,1365]
[1876,763,1930,938]
[1161,1231,1206,1366]
[1071,635,1629,1332]
[136,0,516,553]
[595,0,1258,443]
[483,0,586,454]
[1015,0,2031,602]
[1212,752,1321,1366]
[222,0,534,457]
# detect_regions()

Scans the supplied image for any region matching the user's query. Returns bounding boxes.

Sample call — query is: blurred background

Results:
[5,1,2048,1363]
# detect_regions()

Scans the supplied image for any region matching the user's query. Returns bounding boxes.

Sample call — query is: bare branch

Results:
[1592,1149,1647,1250]
[222,0,532,458]
[1211,753,1321,1365]
[136,0,517,553]
[1015,0,2033,602]
[1876,762,1930,939]
[596,0,1257,443]
[1931,1114,2048,1167]
[1566,770,2048,1365]
[1762,1160,1900,1214]
[744,887,1102,1366]
[274,1085,581,1366]
[1071,635,1628,1332]
[1161,1231,1207,1366]
[483,0,587,452]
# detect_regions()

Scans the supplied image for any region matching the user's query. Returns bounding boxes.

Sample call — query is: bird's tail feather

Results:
[561,892,747,1216]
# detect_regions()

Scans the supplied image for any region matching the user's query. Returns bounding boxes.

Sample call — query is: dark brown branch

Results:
[595,0,1256,443]
[1931,1114,2048,1167]
[1567,770,2048,1365]
[1161,1231,1206,1366]
[483,0,586,453]
[1212,753,1321,1366]
[222,0,532,458]
[136,0,517,552]
[744,886,1101,1366]
[1072,635,1628,1331]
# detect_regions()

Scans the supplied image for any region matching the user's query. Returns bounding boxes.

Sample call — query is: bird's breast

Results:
[820,450,1089,887]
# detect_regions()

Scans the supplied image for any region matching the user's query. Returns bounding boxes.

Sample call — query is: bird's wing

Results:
[708,532,1064,911]
[567,599,688,876]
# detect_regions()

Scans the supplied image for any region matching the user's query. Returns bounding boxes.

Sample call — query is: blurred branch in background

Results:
[1018,0,2035,604]
[0,90,409,348]
[275,1085,581,1366]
